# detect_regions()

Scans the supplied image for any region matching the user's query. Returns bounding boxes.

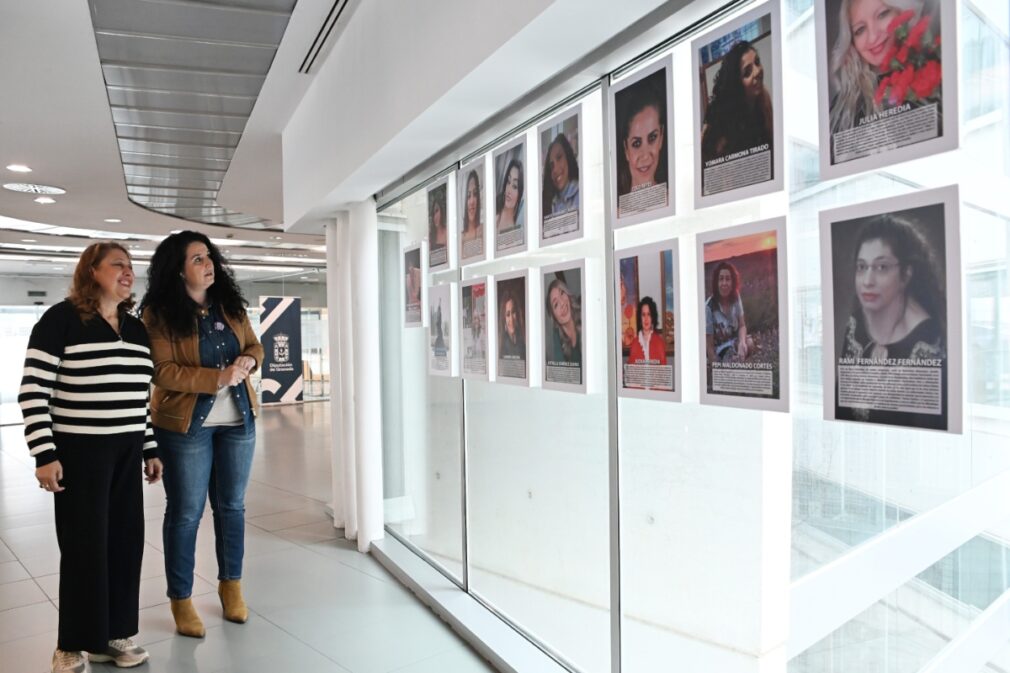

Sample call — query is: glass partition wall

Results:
[378,1,1010,671]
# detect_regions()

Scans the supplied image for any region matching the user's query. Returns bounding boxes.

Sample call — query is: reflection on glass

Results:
[790,536,1010,673]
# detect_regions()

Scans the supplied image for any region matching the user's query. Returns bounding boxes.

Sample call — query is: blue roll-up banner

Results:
[259,296,303,403]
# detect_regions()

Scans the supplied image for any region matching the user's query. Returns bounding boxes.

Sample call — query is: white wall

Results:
[280,0,684,230]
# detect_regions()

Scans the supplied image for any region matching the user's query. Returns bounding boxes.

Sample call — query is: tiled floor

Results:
[0,404,496,673]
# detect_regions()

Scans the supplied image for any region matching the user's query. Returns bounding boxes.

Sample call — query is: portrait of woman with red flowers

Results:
[822,0,947,166]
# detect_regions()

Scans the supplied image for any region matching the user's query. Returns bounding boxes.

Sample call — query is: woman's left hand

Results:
[144,458,164,484]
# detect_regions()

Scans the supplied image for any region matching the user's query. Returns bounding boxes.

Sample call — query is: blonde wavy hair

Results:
[829,0,923,133]
[68,241,134,319]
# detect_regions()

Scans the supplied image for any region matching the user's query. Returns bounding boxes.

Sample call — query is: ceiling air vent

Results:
[299,0,350,74]
[27,290,48,298]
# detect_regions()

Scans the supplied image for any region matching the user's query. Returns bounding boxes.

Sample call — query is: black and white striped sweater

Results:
[19,300,157,467]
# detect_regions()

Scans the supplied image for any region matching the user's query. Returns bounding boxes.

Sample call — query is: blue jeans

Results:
[156,423,256,599]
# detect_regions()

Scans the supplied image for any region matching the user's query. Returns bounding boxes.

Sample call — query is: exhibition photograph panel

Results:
[814,0,959,179]
[616,239,681,402]
[403,241,425,328]
[819,185,962,433]
[428,282,456,376]
[427,177,451,271]
[460,277,490,380]
[542,259,587,393]
[609,56,676,229]
[696,217,789,412]
[493,137,529,257]
[458,157,488,265]
[538,107,584,247]
[691,0,784,208]
[494,270,530,386]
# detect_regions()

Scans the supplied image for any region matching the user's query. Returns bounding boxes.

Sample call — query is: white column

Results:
[324,219,345,527]
[336,211,358,540]
[348,198,385,551]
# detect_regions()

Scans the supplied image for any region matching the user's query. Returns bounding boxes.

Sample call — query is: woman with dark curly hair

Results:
[628,296,667,365]
[837,213,946,428]
[138,231,263,639]
[701,39,773,165]
[705,261,753,363]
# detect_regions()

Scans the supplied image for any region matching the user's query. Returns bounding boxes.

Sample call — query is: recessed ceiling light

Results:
[300,276,309,280]
[4,182,66,195]
[104,218,122,223]
[6,164,32,173]
[53,267,64,271]
[271,235,282,240]
[21,238,37,243]
[34,196,56,205]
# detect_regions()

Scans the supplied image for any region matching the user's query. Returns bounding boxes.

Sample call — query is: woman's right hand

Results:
[217,364,248,389]
[36,461,65,493]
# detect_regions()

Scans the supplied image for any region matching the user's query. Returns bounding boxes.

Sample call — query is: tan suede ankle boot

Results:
[218,579,248,623]
[170,598,206,638]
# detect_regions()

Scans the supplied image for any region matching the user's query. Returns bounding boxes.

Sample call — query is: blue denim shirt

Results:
[188,304,254,436]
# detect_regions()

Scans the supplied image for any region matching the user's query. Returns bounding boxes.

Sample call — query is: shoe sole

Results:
[88,652,150,668]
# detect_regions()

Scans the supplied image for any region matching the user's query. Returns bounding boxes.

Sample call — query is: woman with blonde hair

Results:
[828,0,926,135]
[545,276,581,364]
[19,242,161,672]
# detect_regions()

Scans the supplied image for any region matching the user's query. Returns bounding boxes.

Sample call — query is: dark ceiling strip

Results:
[146,0,294,19]
[110,104,251,120]
[121,154,233,166]
[93,28,280,50]
[106,84,259,101]
[126,184,223,194]
[298,0,347,74]
[131,194,219,203]
[123,176,223,189]
[121,162,227,173]
[115,122,245,135]
[118,136,240,149]
[100,59,269,78]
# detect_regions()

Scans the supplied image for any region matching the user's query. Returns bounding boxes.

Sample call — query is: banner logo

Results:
[273,333,290,364]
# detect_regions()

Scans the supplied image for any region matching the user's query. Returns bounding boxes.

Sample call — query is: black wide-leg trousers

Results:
[53,436,144,652]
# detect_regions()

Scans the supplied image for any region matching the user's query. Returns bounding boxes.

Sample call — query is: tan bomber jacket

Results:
[143,309,265,434]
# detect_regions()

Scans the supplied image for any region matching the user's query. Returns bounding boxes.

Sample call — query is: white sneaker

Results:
[52,649,90,673]
[88,637,149,668]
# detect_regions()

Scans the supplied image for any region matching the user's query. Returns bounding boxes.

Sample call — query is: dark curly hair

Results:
[850,213,945,330]
[701,40,771,163]
[138,230,248,338]
[637,296,659,333]
[710,261,741,305]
